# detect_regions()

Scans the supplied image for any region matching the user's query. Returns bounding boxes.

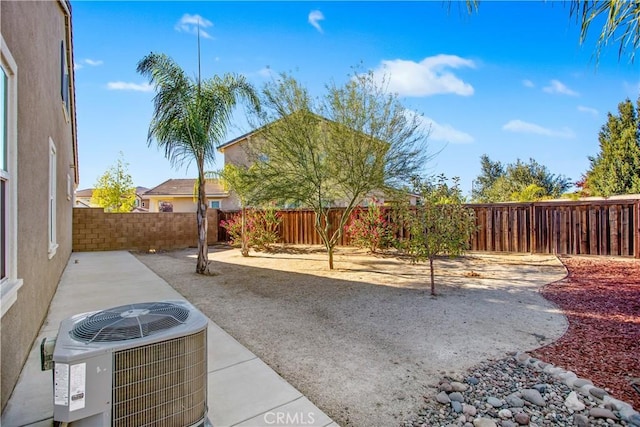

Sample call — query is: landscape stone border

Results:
[515,352,640,426]
[405,352,640,427]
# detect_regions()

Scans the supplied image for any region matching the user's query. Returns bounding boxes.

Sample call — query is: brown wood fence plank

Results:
[621,206,630,256]
[589,207,598,255]
[610,206,619,256]
[487,208,494,251]
[636,201,640,258]
[600,206,608,255]
[580,208,588,254]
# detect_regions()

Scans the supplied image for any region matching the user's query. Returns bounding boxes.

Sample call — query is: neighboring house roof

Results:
[144,179,228,197]
[77,187,150,198]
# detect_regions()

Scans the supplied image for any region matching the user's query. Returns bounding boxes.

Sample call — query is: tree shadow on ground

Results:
[135,246,574,427]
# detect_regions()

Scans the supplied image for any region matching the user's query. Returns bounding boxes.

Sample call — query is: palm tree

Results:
[137,53,259,274]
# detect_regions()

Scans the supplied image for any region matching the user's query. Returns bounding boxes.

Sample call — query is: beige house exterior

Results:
[1,0,78,410]
[74,187,95,207]
[217,126,421,207]
[144,178,232,212]
[75,186,150,211]
[134,186,150,211]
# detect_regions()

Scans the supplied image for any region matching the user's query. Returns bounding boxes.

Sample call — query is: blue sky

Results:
[71,1,639,196]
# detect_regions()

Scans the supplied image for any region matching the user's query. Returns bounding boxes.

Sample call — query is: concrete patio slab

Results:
[208,358,302,426]
[1,251,336,427]
[235,397,335,427]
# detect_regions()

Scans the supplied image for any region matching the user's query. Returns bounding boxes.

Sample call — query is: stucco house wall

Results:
[0,0,78,411]
[221,139,252,167]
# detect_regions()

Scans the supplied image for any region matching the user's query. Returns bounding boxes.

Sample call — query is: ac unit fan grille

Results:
[71,302,190,343]
[112,329,207,427]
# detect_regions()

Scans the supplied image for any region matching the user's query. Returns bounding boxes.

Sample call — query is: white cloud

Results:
[408,110,474,144]
[543,79,579,96]
[308,10,324,33]
[84,59,104,66]
[370,55,476,97]
[522,79,534,88]
[257,67,275,79]
[107,81,153,92]
[502,119,575,139]
[74,58,104,71]
[175,13,213,39]
[577,105,599,116]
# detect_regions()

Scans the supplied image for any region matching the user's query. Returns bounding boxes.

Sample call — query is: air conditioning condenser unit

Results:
[51,300,208,427]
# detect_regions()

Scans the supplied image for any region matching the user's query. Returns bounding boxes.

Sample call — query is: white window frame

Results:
[48,138,58,259]
[1,34,22,317]
[209,200,221,209]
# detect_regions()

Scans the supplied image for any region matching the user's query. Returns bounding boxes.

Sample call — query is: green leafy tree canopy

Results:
[91,153,136,213]
[248,71,431,269]
[396,175,476,296]
[472,156,572,203]
[584,97,640,196]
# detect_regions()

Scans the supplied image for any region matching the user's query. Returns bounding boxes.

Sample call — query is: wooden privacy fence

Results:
[470,200,639,257]
[218,209,352,246]
[218,199,640,258]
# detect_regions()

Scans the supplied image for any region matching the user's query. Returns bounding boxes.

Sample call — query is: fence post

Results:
[635,200,640,259]
[529,203,536,254]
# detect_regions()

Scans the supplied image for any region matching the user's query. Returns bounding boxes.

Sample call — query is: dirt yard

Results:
[135,245,568,427]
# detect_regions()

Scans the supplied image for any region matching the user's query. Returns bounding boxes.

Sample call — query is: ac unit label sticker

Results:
[54,363,69,406]
[69,363,86,411]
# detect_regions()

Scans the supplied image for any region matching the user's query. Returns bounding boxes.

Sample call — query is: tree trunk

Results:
[429,257,435,296]
[241,206,249,257]
[328,245,334,270]
[196,170,208,274]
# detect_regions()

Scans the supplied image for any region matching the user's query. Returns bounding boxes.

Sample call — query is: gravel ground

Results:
[135,245,568,427]
[405,354,640,427]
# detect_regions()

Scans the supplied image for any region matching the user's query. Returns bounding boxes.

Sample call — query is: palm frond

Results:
[570,0,640,63]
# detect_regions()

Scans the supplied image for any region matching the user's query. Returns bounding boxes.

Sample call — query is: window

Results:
[159,201,173,212]
[1,68,7,284]
[48,138,58,258]
[1,34,22,317]
[209,200,220,209]
[60,40,69,115]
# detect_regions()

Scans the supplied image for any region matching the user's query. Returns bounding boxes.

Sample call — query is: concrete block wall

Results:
[73,208,219,252]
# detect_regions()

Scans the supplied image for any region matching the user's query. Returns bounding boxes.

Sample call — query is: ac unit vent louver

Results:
[71,302,190,343]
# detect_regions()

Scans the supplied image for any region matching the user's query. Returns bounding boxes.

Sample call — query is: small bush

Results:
[345,201,395,253]
[248,208,282,251]
[220,208,282,252]
[220,216,243,247]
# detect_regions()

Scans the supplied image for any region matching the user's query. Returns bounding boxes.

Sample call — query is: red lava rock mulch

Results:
[532,256,640,410]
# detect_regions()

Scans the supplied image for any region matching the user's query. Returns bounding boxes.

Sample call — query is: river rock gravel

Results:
[403,354,640,427]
